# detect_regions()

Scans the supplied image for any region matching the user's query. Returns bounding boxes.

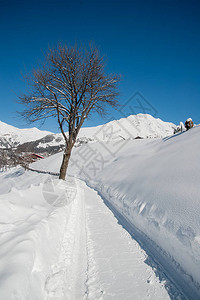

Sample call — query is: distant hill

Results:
[0,114,177,168]
[17,113,176,152]
[0,121,51,149]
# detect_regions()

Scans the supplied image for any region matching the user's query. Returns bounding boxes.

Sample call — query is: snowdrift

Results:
[33,125,200,293]
[0,168,77,299]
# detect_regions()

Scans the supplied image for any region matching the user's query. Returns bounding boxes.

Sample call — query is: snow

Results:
[78,113,176,140]
[0,170,77,299]
[186,118,192,122]
[0,120,52,146]
[0,170,174,299]
[80,180,172,299]
[33,124,200,297]
[0,114,176,152]
[37,113,176,149]
[37,139,63,149]
[0,118,200,298]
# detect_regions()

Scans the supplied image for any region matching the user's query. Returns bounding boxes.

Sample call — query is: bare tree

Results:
[19,43,120,179]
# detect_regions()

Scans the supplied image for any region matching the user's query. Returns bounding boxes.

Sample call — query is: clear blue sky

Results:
[0,0,200,132]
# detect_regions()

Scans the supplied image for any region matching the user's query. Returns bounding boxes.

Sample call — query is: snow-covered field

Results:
[0,124,199,299]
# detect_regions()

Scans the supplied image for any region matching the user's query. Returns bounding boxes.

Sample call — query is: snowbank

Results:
[0,168,76,299]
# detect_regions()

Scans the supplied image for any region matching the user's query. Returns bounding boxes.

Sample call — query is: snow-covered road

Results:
[43,178,180,300]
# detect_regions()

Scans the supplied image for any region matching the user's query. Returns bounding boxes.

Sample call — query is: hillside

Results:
[32,125,200,298]
[0,120,51,148]
[78,113,176,140]
[0,125,199,298]
[0,114,176,149]
[0,114,177,168]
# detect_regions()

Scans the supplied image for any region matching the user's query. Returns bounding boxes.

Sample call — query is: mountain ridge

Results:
[0,114,177,168]
[0,120,52,148]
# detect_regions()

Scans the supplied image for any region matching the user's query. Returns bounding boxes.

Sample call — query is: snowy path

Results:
[44,179,87,300]
[81,180,172,300]
[0,172,186,299]
[44,178,175,299]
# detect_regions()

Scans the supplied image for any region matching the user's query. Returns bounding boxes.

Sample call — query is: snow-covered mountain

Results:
[0,114,176,148]
[0,114,177,167]
[79,113,176,140]
[0,120,51,148]
[16,114,176,152]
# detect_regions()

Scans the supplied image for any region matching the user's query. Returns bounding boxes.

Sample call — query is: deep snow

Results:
[0,124,200,299]
[0,170,173,299]
[32,125,200,298]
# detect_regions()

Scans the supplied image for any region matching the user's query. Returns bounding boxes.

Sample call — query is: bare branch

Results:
[19,42,120,179]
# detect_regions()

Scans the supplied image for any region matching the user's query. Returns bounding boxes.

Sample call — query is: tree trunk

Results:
[59,145,72,180]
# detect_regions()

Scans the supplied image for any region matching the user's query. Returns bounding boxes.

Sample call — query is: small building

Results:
[31,153,44,161]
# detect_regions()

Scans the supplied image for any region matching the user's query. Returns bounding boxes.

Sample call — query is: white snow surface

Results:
[33,125,200,298]
[0,121,200,299]
[1,114,175,150]
[0,169,172,299]
[36,113,176,150]
[34,113,176,150]
[0,120,51,146]
[78,113,175,140]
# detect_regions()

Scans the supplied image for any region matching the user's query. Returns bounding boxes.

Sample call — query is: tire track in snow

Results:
[44,178,87,300]
[83,187,104,300]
